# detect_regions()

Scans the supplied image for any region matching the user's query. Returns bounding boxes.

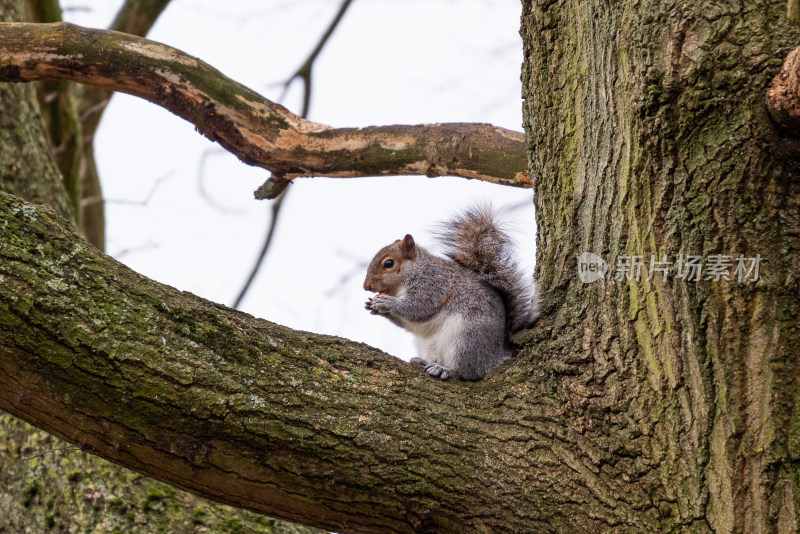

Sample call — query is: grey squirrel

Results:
[363,205,540,380]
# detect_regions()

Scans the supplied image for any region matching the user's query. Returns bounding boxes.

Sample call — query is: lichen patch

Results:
[120,40,198,67]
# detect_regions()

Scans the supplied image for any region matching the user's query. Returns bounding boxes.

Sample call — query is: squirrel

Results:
[363,204,540,381]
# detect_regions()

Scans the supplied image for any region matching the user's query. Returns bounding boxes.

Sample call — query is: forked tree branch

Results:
[0,190,561,533]
[0,22,530,199]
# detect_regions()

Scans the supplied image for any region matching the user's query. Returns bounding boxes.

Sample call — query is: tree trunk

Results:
[522,0,800,531]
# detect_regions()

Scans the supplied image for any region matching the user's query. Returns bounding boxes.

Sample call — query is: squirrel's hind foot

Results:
[424,363,454,380]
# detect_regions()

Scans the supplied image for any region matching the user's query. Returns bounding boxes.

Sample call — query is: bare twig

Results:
[0,22,530,199]
[234,0,355,309]
[112,241,160,259]
[325,250,369,298]
[278,0,354,117]
[232,193,286,309]
[21,445,80,462]
[82,171,174,208]
[197,150,246,214]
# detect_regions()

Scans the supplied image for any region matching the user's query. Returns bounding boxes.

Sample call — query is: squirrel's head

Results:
[363,234,418,293]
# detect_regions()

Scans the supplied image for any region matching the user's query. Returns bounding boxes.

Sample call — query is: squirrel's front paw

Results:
[409,357,427,367]
[366,294,397,315]
[365,296,383,315]
[424,363,453,380]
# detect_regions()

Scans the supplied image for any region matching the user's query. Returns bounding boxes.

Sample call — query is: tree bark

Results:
[0,22,530,196]
[0,415,323,534]
[522,0,800,532]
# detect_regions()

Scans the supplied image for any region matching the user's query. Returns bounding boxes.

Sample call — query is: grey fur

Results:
[364,205,539,381]
[435,204,539,332]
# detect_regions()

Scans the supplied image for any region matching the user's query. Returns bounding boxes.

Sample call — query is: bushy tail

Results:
[436,204,540,332]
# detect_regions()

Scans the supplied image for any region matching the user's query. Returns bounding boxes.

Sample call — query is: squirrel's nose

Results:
[363,280,372,292]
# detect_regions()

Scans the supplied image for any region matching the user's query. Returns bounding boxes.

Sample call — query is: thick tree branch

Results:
[0,189,645,533]
[0,194,576,532]
[0,22,530,198]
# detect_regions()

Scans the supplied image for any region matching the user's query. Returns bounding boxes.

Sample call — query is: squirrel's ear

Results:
[400,234,418,260]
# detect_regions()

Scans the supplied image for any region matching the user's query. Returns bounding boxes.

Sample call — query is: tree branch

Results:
[109,0,172,36]
[232,191,285,309]
[0,190,588,533]
[0,22,530,198]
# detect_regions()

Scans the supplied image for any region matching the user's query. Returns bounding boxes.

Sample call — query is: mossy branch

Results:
[0,22,531,198]
[0,190,584,533]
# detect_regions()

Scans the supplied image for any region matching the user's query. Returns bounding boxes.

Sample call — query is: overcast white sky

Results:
[61,0,536,360]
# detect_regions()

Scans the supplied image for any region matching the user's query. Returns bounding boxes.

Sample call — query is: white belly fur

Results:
[399,313,464,369]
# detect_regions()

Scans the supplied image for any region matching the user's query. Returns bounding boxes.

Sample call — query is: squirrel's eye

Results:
[383,259,395,269]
